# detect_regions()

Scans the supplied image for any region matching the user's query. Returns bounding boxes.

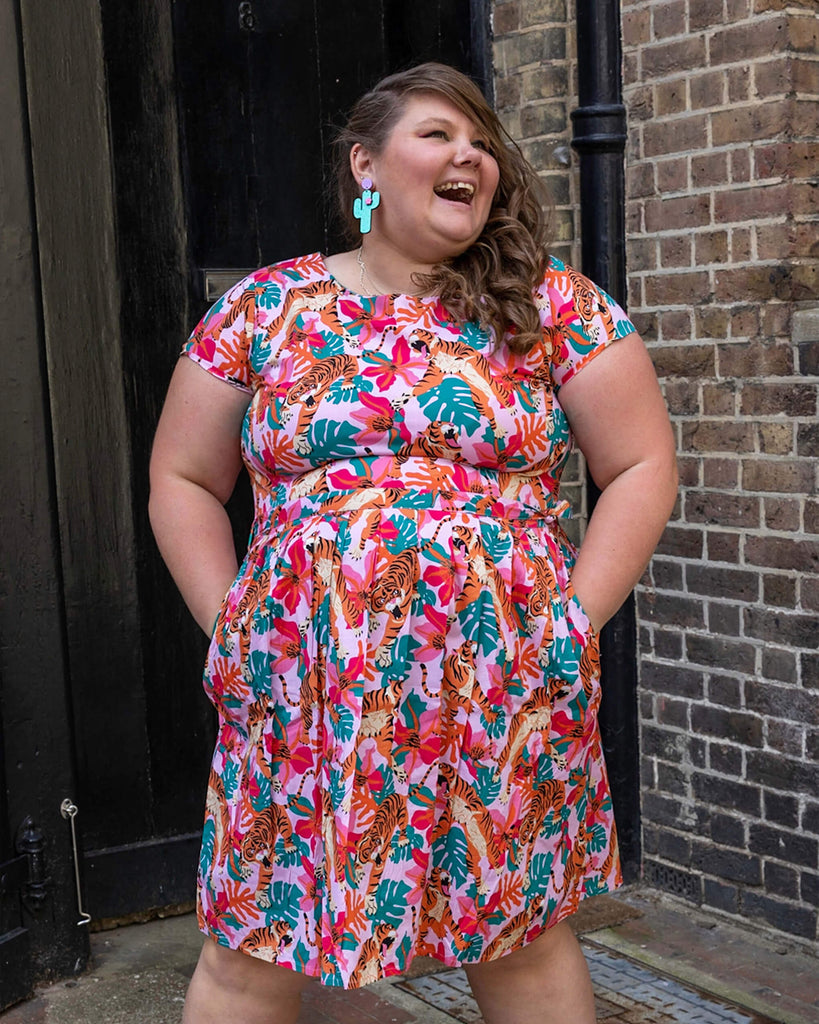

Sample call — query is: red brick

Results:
[644,272,712,309]
[652,0,686,38]
[628,162,656,199]
[628,85,656,122]
[660,234,693,268]
[726,0,750,16]
[642,37,707,78]
[745,535,819,571]
[651,343,715,376]
[743,458,815,493]
[690,0,725,31]
[727,66,751,104]
[757,422,795,456]
[655,80,688,116]
[703,458,740,488]
[759,304,792,338]
[714,264,813,304]
[702,382,737,416]
[520,0,567,27]
[622,7,650,45]
[730,307,760,338]
[707,530,741,563]
[756,222,818,261]
[660,310,693,340]
[657,156,689,193]
[645,193,710,232]
[718,342,793,378]
[793,57,819,96]
[682,421,755,454]
[695,231,729,265]
[763,497,802,532]
[732,227,753,262]
[731,149,751,184]
[763,571,798,607]
[690,71,725,110]
[695,307,730,339]
[657,524,705,559]
[791,181,819,217]
[685,490,761,527]
[495,73,522,109]
[803,577,819,612]
[754,0,817,11]
[790,12,819,52]
[692,152,728,188]
[740,382,817,417]
[623,52,639,89]
[711,100,794,145]
[663,379,700,415]
[629,237,658,271]
[714,182,791,225]
[677,455,701,487]
[644,115,709,157]
[710,16,789,64]
[493,0,521,34]
[755,141,819,181]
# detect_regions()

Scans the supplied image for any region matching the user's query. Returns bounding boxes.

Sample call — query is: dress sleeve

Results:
[537,259,637,390]
[181,271,261,394]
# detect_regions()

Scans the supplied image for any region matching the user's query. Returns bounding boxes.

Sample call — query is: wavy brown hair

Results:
[334,63,551,353]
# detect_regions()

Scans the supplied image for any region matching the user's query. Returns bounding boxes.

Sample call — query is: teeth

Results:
[435,181,475,196]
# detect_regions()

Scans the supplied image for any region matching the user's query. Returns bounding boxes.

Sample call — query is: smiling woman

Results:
[148,62,678,1024]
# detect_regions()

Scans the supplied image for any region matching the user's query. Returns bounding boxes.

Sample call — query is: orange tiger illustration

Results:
[358,677,406,781]
[566,266,616,345]
[205,768,230,866]
[434,763,503,895]
[239,921,294,963]
[262,278,352,348]
[494,681,569,803]
[280,353,359,454]
[304,535,366,653]
[369,547,420,667]
[422,867,473,952]
[452,526,517,660]
[482,893,544,960]
[213,568,272,671]
[396,419,461,464]
[241,803,297,908]
[511,778,566,868]
[354,793,409,914]
[347,922,396,987]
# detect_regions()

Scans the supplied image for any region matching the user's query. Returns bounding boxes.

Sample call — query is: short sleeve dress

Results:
[182,251,636,988]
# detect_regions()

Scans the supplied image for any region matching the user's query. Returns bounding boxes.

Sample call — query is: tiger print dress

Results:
[183,251,635,987]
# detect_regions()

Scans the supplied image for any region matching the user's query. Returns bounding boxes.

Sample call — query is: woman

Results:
[150,63,677,1024]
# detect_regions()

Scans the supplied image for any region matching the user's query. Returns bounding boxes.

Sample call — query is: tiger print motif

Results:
[239,921,294,963]
[494,681,569,804]
[358,678,406,780]
[213,568,272,671]
[512,778,566,868]
[347,923,396,987]
[304,535,366,655]
[482,893,545,960]
[280,353,359,454]
[422,867,473,953]
[452,525,517,659]
[434,763,503,895]
[369,547,420,667]
[354,793,409,915]
[566,266,616,346]
[241,803,297,908]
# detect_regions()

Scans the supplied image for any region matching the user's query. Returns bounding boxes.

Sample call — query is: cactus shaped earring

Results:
[353,177,381,235]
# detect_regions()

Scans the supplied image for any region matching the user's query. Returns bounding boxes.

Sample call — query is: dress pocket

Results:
[564,577,598,650]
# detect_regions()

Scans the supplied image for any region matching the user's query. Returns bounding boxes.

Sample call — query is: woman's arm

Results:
[149,357,251,634]
[558,332,678,633]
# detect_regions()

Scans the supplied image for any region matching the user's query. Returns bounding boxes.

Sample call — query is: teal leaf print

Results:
[308,416,363,461]
[222,760,240,801]
[268,881,301,927]
[478,521,513,564]
[383,512,417,554]
[370,878,412,926]
[416,378,482,434]
[437,826,470,888]
[474,764,502,805]
[459,591,501,658]
[331,705,356,744]
[526,852,554,896]
[587,822,609,854]
[199,820,216,878]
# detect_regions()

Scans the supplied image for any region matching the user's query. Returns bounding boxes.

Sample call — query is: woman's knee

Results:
[196,937,312,998]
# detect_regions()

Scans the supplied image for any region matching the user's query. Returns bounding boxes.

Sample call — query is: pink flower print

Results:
[362,333,428,390]
[349,391,398,443]
[270,618,304,671]
[422,549,458,605]
[270,539,311,613]
[414,603,449,662]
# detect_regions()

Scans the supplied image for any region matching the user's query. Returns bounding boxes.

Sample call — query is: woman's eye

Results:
[425,130,448,139]
[474,140,491,152]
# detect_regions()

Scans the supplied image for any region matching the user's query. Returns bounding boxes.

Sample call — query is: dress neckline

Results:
[318,253,436,304]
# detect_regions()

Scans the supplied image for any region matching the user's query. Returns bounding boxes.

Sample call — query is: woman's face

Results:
[352,93,500,264]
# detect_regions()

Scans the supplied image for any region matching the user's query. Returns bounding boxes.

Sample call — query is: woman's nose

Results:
[454,141,482,165]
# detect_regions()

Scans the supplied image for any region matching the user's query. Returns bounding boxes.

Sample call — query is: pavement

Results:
[3,888,817,1024]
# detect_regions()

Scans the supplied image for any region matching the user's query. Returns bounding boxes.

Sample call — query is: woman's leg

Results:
[463,921,596,1024]
[183,938,312,1024]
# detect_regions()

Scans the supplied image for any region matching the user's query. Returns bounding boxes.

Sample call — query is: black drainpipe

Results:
[570,1,641,883]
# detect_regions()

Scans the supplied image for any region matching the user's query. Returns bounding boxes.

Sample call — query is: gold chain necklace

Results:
[356,246,387,296]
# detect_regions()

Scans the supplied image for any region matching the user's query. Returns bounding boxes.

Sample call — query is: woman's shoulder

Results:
[235,252,332,296]
[535,254,632,332]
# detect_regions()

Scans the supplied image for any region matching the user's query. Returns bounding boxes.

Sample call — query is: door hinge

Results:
[0,817,49,913]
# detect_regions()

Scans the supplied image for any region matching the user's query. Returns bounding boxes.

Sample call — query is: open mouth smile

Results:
[433,181,476,205]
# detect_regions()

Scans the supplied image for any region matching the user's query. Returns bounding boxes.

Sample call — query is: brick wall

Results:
[493,0,819,945]
[622,0,819,942]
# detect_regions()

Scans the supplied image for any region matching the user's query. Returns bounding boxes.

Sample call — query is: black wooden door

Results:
[77,0,488,921]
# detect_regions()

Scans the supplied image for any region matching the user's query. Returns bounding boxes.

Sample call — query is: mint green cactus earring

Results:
[353,177,380,234]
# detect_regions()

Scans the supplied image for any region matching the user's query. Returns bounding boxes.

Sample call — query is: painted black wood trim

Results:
[84,834,201,922]
[1,0,89,988]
